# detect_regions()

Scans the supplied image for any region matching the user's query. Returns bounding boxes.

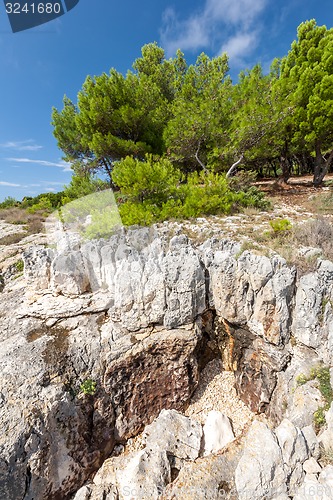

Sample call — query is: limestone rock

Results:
[292,261,333,354]
[207,246,295,346]
[303,457,322,474]
[235,420,287,500]
[202,410,234,456]
[0,282,201,499]
[143,409,202,460]
[318,402,333,451]
[319,465,333,493]
[302,424,321,460]
[275,418,309,469]
[104,328,201,441]
[116,448,171,500]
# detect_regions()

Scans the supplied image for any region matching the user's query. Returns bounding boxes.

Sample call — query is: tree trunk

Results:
[313,141,329,187]
[102,159,115,188]
[280,141,290,183]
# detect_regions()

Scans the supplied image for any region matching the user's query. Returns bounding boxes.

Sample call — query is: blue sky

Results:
[0,0,331,202]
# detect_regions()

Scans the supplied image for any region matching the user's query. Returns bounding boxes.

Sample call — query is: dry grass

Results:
[0,233,26,246]
[235,216,333,276]
[0,207,45,235]
[293,217,333,261]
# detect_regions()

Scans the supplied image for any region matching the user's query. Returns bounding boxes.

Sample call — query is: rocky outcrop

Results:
[0,284,201,499]
[1,224,333,498]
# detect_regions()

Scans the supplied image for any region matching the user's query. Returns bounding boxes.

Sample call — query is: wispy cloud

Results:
[160,0,268,67]
[0,181,21,187]
[0,140,43,151]
[5,157,72,172]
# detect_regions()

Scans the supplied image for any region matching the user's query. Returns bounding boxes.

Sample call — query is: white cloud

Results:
[160,0,268,67]
[5,157,72,172]
[205,0,267,26]
[0,181,21,187]
[0,140,43,151]
[219,31,259,63]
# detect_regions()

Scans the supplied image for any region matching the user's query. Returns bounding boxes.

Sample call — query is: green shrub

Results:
[269,218,292,233]
[80,379,97,396]
[82,206,122,240]
[62,173,108,202]
[27,196,54,215]
[112,154,181,204]
[0,196,18,209]
[14,259,24,273]
[116,165,269,226]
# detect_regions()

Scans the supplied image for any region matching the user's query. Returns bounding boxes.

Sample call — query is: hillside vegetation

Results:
[2,19,332,227]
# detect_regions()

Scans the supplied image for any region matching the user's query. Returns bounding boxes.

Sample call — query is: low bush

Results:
[114,157,270,226]
[0,196,19,209]
[269,218,292,233]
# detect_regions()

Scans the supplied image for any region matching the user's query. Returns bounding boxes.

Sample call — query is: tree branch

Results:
[195,141,208,173]
[226,154,244,178]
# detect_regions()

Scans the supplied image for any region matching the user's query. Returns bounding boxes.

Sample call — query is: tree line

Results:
[52,20,333,188]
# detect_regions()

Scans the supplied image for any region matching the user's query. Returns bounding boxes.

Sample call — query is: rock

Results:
[288,462,305,496]
[50,251,91,295]
[303,457,322,474]
[4,226,333,499]
[82,410,204,500]
[162,446,242,499]
[72,485,93,500]
[104,327,201,441]
[318,402,333,450]
[0,283,201,500]
[23,246,54,289]
[292,261,333,353]
[294,466,333,500]
[319,465,333,492]
[268,346,326,427]
[144,409,202,460]
[275,418,308,469]
[293,474,321,500]
[302,424,321,460]
[207,247,295,346]
[202,410,234,456]
[116,448,171,500]
[235,420,287,499]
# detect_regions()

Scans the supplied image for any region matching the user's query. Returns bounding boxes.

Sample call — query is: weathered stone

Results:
[202,410,234,456]
[103,328,201,440]
[0,280,201,500]
[235,420,287,500]
[318,402,333,451]
[275,418,308,469]
[319,465,333,494]
[303,458,322,474]
[23,246,54,289]
[117,448,171,500]
[216,320,290,413]
[144,409,202,460]
[302,424,321,460]
[292,261,333,353]
[207,247,295,346]
[268,346,326,427]
[72,485,93,500]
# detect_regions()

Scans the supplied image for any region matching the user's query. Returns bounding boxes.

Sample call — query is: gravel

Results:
[185,358,254,437]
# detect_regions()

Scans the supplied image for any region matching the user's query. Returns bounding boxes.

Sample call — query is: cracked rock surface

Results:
[1,224,333,498]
